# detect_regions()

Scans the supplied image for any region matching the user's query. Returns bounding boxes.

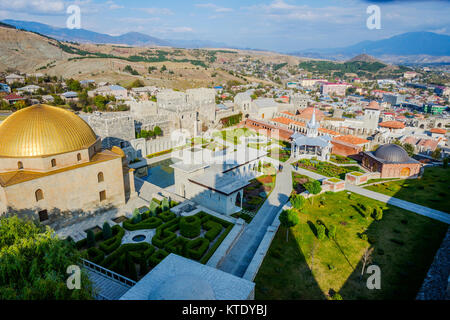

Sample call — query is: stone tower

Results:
[363,101,381,131]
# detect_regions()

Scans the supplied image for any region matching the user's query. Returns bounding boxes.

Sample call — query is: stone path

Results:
[292,166,450,224]
[218,159,294,277]
[346,184,450,224]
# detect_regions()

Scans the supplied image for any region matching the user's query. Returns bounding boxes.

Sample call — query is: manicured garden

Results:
[268,147,290,162]
[329,154,358,165]
[254,191,448,300]
[213,128,257,145]
[365,166,450,213]
[75,199,233,281]
[292,172,314,195]
[232,174,276,223]
[294,158,363,179]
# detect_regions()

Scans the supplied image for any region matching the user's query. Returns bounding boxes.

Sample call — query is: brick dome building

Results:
[361,144,421,178]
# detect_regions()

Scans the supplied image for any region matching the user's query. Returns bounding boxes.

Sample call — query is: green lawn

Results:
[365,166,450,213]
[254,191,448,300]
[213,128,257,145]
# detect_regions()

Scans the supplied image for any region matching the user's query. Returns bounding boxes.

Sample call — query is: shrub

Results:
[131,209,142,224]
[103,222,112,240]
[158,210,176,222]
[203,221,222,241]
[200,224,233,264]
[149,249,169,267]
[165,237,189,256]
[180,216,201,238]
[332,293,343,300]
[317,225,326,240]
[123,216,162,231]
[291,194,305,210]
[186,238,210,260]
[161,198,170,211]
[360,234,368,241]
[87,247,105,264]
[86,230,95,248]
[99,226,125,254]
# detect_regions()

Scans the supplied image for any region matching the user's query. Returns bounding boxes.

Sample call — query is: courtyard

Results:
[365,166,450,214]
[75,199,233,281]
[254,191,448,300]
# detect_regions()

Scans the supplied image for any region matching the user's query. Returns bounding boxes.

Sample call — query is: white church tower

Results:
[306,107,320,137]
[363,101,381,131]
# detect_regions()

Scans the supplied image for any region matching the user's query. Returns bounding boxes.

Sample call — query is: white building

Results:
[292,108,332,161]
[171,147,267,216]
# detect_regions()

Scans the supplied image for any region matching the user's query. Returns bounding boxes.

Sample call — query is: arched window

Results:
[35,189,44,202]
[51,159,56,167]
[98,172,104,183]
[77,153,82,161]
[18,161,23,170]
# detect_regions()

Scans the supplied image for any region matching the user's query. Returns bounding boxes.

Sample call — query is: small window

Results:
[98,172,104,183]
[51,159,56,167]
[38,210,49,222]
[35,189,44,202]
[99,190,106,202]
[77,153,82,161]
[18,161,23,170]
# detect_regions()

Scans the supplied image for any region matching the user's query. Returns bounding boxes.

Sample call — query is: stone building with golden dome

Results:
[0,104,135,222]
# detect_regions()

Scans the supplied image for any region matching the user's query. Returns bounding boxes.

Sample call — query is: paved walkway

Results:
[346,184,450,224]
[218,159,294,277]
[292,166,450,224]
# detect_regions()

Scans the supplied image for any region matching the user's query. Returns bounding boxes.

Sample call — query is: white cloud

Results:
[1,0,65,14]
[196,3,233,13]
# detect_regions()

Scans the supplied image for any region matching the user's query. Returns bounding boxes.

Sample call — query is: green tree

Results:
[94,95,107,110]
[443,157,449,169]
[431,148,442,160]
[102,222,112,240]
[153,126,162,136]
[305,180,322,205]
[0,216,93,299]
[86,230,95,248]
[279,209,299,242]
[291,194,305,210]
[403,143,415,157]
[373,207,383,221]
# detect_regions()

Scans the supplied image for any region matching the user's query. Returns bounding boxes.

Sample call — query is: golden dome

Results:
[0,104,97,157]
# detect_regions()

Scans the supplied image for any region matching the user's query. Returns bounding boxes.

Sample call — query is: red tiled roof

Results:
[4,94,24,100]
[271,117,293,126]
[379,121,405,129]
[333,135,369,146]
[430,128,446,134]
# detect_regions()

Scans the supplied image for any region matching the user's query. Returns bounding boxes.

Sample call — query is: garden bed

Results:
[75,204,233,281]
[295,158,363,179]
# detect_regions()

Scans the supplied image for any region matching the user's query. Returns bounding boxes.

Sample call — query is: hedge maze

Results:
[75,202,233,281]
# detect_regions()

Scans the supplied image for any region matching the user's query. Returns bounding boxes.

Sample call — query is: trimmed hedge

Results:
[99,225,125,254]
[203,220,222,241]
[180,216,201,238]
[165,236,189,255]
[158,210,176,222]
[186,237,210,260]
[87,247,105,264]
[123,216,163,231]
[149,249,169,267]
[200,224,233,264]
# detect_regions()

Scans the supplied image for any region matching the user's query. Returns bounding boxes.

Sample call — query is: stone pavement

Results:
[218,158,294,277]
[55,196,149,241]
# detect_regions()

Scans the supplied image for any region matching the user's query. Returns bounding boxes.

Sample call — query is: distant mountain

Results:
[290,32,450,63]
[1,19,230,49]
[347,54,382,63]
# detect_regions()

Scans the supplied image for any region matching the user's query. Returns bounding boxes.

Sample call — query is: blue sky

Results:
[0,0,449,51]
